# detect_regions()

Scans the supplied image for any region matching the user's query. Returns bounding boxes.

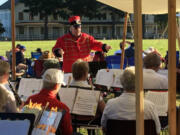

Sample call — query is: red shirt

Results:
[25,89,73,135]
[53,32,103,72]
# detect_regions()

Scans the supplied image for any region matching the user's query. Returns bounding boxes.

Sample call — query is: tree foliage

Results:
[20,0,68,39]
[66,0,104,19]
[0,22,5,35]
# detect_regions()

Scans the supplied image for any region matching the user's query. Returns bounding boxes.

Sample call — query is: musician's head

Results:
[120,66,135,92]
[0,60,10,84]
[143,52,161,72]
[69,16,81,37]
[42,69,64,93]
[72,59,89,81]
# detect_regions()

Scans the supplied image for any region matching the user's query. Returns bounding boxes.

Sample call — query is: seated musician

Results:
[25,69,73,135]
[101,66,161,135]
[0,60,17,112]
[70,59,105,123]
[143,52,168,89]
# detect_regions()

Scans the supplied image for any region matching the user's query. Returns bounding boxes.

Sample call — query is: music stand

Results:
[0,113,35,135]
[88,61,107,78]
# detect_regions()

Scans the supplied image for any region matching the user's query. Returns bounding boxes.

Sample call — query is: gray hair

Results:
[120,66,135,91]
[143,52,161,69]
[0,60,10,76]
[42,80,57,90]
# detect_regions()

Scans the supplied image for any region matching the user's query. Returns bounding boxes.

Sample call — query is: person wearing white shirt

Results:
[101,66,161,135]
[0,60,17,112]
[143,52,168,89]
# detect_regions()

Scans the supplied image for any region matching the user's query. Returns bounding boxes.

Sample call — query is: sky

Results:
[0,0,8,6]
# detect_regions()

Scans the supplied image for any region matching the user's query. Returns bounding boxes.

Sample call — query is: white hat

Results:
[42,69,64,84]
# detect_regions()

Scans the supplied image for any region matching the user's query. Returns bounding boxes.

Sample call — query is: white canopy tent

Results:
[97,0,180,14]
[97,0,178,135]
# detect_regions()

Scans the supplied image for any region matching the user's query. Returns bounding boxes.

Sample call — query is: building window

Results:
[103,14,107,20]
[41,27,44,35]
[29,13,34,20]
[89,27,93,34]
[19,26,24,34]
[102,26,107,34]
[40,14,43,20]
[97,26,100,34]
[18,12,24,20]
[53,14,58,20]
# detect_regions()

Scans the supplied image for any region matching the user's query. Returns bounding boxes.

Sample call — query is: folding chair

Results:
[165,51,179,67]
[0,113,35,135]
[31,52,42,59]
[127,56,135,66]
[105,55,127,69]
[106,119,157,135]
[34,60,45,78]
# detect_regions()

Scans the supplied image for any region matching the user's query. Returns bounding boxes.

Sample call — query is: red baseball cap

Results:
[68,16,81,25]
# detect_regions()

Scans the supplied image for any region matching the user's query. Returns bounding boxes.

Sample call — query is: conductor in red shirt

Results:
[52,16,111,73]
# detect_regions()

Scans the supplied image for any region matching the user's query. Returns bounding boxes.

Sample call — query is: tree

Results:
[66,0,104,19]
[0,22,5,35]
[20,0,68,40]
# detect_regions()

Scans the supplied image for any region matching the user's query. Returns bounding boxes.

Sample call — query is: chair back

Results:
[106,119,157,135]
[127,56,135,66]
[31,52,42,59]
[0,113,35,135]
[106,55,127,69]
[34,60,45,78]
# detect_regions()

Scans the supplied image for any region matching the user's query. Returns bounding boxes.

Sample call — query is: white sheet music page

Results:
[95,69,114,88]
[145,91,168,116]
[58,87,77,112]
[72,89,100,116]
[18,78,43,101]
[63,73,73,86]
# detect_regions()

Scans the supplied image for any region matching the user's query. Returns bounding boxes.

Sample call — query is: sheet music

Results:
[18,78,43,101]
[95,69,115,88]
[95,69,123,88]
[63,73,73,86]
[58,87,77,112]
[34,111,63,134]
[72,89,100,116]
[145,91,168,116]
[0,119,30,135]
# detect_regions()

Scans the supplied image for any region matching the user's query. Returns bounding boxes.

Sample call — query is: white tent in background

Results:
[97,0,180,14]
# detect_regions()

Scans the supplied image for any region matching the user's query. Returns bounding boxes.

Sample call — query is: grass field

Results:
[0,39,179,58]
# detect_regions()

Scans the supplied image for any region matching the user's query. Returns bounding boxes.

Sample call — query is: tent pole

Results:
[176,21,180,50]
[134,0,144,135]
[133,0,144,135]
[168,0,176,134]
[120,12,128,69]
[11,0,16,80]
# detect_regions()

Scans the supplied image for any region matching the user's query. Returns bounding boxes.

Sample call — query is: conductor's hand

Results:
[105,45,112,52]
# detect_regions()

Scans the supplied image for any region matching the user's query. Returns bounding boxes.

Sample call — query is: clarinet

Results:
[8,80,22,107]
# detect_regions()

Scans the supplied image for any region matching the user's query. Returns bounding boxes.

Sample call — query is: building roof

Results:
[0,0,19,10]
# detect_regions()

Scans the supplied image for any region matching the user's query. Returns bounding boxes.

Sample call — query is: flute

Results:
[8,80,22,106]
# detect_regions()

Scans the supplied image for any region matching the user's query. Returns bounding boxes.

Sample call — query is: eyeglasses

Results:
[73,24,81,29]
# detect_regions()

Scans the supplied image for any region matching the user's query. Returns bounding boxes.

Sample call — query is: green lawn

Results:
[0,39,179,58]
